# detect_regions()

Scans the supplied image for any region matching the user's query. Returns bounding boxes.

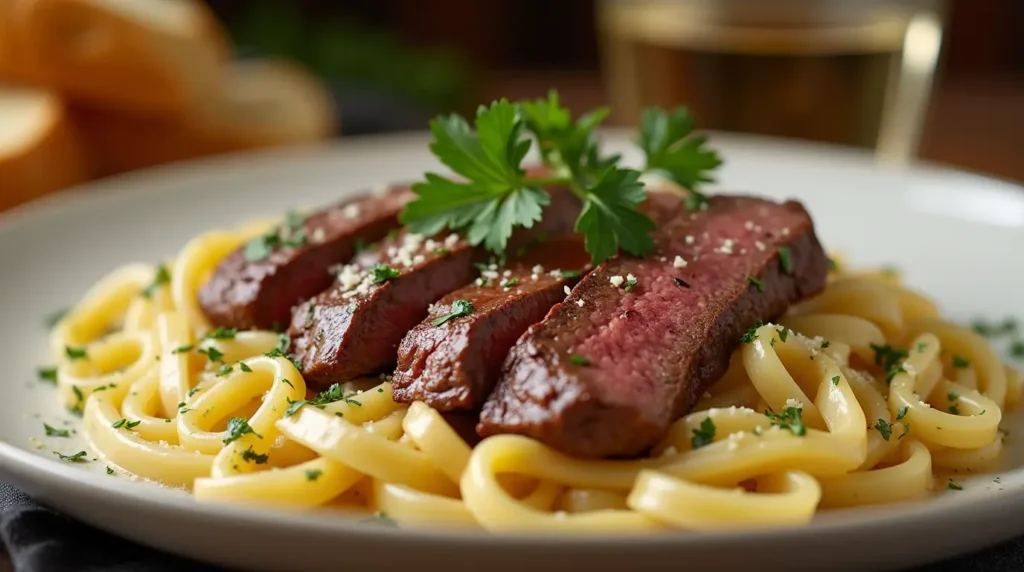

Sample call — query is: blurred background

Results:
[1,0,1022,212]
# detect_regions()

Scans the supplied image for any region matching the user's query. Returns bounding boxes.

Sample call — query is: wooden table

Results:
[480,71,1024,184]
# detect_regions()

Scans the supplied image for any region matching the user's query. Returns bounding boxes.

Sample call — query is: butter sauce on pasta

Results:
[46,221,1022,533]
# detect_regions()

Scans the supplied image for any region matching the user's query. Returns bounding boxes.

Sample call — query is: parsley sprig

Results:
[399,91,721,264]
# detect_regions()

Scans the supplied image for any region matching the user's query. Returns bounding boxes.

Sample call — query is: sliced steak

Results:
[478,193,829,458]
[392,237,591,411]
[290,189,582,387]
[198,185,413,330]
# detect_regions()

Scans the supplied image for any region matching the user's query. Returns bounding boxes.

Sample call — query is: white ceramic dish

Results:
[1,131,1023,572]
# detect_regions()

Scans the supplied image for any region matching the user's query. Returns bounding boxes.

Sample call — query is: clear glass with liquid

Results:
[598,0,947,156]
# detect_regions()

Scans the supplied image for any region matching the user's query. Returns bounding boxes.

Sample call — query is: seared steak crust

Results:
[478,194,829,458]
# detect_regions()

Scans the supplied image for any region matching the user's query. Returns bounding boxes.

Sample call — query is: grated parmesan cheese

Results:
[673,255,688,268]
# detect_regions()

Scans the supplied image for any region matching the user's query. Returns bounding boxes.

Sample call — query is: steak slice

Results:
[198,185,413,330]
[478,194,829,458]
[290,189,583,387]
[392,237,591,412]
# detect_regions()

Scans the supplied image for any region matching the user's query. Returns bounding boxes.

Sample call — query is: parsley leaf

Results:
[874,418,893,441]
[691,417,715,449]
[638,106,722,207]
[204,327,237,340]
[575,167,655,264]
[746,276,766,291]
[198,347,224,363]
[239,362,253,373]
[400,99,541,253]
[948,479,963,491]
[53,450,88,463]
[241,446,269,464]
[284,383,352,417]
[569,354,591,366]
[520,90,618,181]
[141,264,171,298]
[952,355,971,368]
[38,366,58,384]
[65,346,87,361]
[369,264,401,284]
[777,246,794,275]
[305,469,323,481]
[832,375,841,386]
[44,423,70,437]
[431,299,476,326]
[765,407,806,436]
[223,417,262,444]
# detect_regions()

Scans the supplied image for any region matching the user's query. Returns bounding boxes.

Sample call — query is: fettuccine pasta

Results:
[43,222,1021,533]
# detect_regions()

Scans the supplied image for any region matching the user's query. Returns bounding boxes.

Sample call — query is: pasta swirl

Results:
[43,221,1022,533]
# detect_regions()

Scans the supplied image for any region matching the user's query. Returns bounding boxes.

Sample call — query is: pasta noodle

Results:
[44,222,1023,533]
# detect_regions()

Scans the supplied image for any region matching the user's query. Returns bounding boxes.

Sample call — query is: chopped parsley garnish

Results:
[188,387,202,397]
[44,308,69,328]
[141,264,171,298]
[561,270,582,279]
[305,469,323,481]
[222,417,262,444]
[111,419,141,430]
[216,364,233,377]
[948,479,963,491]
[870,343,908,383]
[873,418,893,441]
[398,93,719,265]
[44,423,70,437]
[948,391,960,415]
[569,354,591,366]
[38,366,58,384]
[777,327,789,343]
[280,379,295,389]
[285,383,353,417]
[53,450,88,463]
[264,334,301,370]
[500,278,519,288]
[241,446,269,464]
[740,320,763,344]
[916,342,928,352]
[198,347,224,363]
[71,386,84,406]
[971,317,1017,337]
[952,355,970,368]
[106,466,115,475]
[948,391,959,401]
[65,346,87,361]
[765,406,806,436]
[171,344,193,354]
[431,299,476,326]
[243,220,307,262]
[831,375,840,386]
[777,246,794,275]
[746,276,765,291]
[691,417,715,449]
[623,275,638,292]
[239,362,252,373]
[369,263,401,284]
[1012,340,1024,358]
[204,327,237,340]
[896,407,909,421]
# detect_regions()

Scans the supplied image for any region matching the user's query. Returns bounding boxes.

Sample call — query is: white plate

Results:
[1,131,1023,572]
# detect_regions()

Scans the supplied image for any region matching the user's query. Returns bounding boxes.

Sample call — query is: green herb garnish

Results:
[53,450,88,463]
[948,479,963,491]
[241,446,269,465]
[398,92,720,265]
[305,469,323,481]
[141,264,171,298]
[222,417,262,444]
[746,276,766,291]
[65,346,87,361]
[765,406,806,436]
[198,347,224,363]
[952,355,970,368]
[431,299,475,326]
[204,327,237,340]
[691,417,716,449]
[239,362,252,373]
[831,375,840,386]
[44,423,70,437]
[38,366,58,384]
[369,264,401,284]
[777,246,794,275]
[569,354,591,366]
[874,418,893,441]
[284,383,353,417]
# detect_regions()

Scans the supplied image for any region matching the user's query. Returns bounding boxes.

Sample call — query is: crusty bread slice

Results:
[0,86,90,210]
[70,58,337,176]
[0,0,229,115]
